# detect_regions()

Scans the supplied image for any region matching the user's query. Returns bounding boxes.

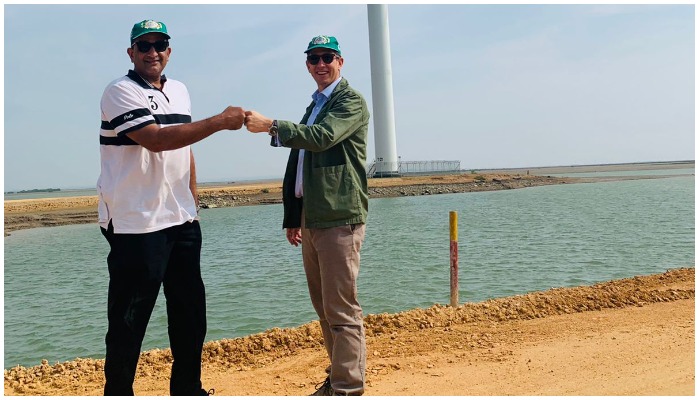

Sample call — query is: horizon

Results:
[4,158,694,193]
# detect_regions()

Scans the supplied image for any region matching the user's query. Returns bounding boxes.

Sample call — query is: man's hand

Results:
[286,228,302,247]
[244,110,273,133]
[221,106,246,130]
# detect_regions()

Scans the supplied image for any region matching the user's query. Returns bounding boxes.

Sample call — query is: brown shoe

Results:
[309,377,333,396]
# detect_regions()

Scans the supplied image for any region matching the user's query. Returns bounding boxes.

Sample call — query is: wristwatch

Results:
[268,120,279,137]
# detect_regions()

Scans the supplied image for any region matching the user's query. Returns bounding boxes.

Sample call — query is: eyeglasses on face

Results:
[307,53,338,65]
[133,40,169,53]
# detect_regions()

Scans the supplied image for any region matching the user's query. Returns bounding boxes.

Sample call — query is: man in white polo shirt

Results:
[97,19,245,396]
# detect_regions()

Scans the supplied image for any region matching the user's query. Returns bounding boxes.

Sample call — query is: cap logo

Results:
[311,35,331,45]
[141,20,162,30]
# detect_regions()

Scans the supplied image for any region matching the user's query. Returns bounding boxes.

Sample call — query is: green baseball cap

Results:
[304,35,341,55]
[130,20,170,43]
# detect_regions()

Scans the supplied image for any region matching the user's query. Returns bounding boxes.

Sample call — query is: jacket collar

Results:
[330,77,348,98]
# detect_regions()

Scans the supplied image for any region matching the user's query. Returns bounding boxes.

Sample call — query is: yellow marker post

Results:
[449,211,459,307]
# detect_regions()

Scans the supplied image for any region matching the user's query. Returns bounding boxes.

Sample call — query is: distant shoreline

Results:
[4,160,694,236]
[473,160,694,175]
[4,160,693,194]
[3,188,61,195]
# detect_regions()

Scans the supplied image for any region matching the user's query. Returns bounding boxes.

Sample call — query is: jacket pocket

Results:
[305,164,359,224]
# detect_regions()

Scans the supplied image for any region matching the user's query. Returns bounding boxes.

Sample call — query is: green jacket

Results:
[276,78,370,229]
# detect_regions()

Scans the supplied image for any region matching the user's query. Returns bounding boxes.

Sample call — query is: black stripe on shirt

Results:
[100,135,138,146]
[104,113,191,131]
[109,108,152,130]
[154,114,192,125]
[99,120,155,146]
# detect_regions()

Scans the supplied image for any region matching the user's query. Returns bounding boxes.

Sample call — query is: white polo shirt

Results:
[97,70,197,234]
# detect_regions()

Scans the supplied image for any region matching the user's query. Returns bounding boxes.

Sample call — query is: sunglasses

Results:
[307,53,338,65]
[133,40,169,53]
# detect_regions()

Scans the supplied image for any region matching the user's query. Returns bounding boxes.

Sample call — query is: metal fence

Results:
[367,160,461,177]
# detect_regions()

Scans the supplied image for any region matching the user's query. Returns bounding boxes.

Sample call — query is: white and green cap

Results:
[130,20,170,43]
[304,35,341,55]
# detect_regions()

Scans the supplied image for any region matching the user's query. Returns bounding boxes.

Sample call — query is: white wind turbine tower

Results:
[367,4,399,177]
[367,5,461,177]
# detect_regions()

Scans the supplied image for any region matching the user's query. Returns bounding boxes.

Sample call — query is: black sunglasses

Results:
[307,53,338,65]
[133,40,169,53]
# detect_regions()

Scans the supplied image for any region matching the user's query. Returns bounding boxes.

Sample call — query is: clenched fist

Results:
[244,110,274,133]
[221,106,246,130]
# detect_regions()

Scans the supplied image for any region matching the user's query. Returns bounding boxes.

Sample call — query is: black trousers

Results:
[100,220,207,396]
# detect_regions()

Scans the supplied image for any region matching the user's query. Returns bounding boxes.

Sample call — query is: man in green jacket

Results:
[244,35,370,396]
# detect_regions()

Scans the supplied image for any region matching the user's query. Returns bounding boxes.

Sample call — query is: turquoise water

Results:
[3,174,694,369]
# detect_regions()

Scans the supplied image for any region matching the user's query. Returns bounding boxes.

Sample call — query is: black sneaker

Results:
[309,377,333,396]
[196,388,215,396]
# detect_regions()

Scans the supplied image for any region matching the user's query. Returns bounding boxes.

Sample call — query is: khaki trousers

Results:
[301,218,366,395]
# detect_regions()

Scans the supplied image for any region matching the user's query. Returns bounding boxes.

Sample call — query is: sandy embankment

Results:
[6,161,693,236]
[4,173,569,236]
[6,160,693,235]
[3,268,694,396]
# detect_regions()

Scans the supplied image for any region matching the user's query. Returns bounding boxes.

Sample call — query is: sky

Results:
[2,3,696,191]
